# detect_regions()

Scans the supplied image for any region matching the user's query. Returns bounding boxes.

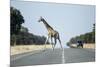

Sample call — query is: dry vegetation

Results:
[11,44,95,55]
[11,44,52,55]
[70,43,95,49]
[83,43,95,49]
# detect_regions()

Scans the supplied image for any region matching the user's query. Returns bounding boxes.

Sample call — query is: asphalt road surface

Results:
[10,48,95,67]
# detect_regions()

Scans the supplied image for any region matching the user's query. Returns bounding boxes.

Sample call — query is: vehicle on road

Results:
[77,40,83,48]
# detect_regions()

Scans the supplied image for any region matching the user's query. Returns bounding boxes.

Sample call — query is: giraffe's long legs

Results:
[58,37,63,49]
[51,37,54,50]
[54,38,57,48]
[44,36,49,50]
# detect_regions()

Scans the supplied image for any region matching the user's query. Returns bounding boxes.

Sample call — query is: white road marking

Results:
[62,48,65,64]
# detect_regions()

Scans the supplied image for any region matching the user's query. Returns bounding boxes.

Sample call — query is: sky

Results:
[11,1,95,48]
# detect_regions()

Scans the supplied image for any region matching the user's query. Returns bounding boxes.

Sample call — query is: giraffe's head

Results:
[38,16,44,22]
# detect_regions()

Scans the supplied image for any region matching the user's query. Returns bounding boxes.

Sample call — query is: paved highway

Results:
[10,48,95,67]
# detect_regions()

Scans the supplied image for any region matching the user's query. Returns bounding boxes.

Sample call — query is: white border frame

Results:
[0,0,97,67]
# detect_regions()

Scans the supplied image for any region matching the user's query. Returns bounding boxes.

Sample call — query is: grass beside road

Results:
[11,44,52,55]
[11,44,95,55]
[70,43,95,49]
[83,43,95,49]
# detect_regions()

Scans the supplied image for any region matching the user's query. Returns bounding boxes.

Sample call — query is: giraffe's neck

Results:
[42,19,54,30]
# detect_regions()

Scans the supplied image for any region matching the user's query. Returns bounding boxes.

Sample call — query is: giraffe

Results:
[38,16,62,50]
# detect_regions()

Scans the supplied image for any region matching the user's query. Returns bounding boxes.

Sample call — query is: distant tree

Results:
[13,26,47,45]
[92,23,95,43]
[67,23,95,47]
[10,7,24,46]
[20,26,28,33]
[69,38,74,44]
[66,42,71,46]
[93,23,95,32]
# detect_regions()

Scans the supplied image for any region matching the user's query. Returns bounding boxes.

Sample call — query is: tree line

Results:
[67,24,95,47]
[10,26,48,46]
[10,7,48,46]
